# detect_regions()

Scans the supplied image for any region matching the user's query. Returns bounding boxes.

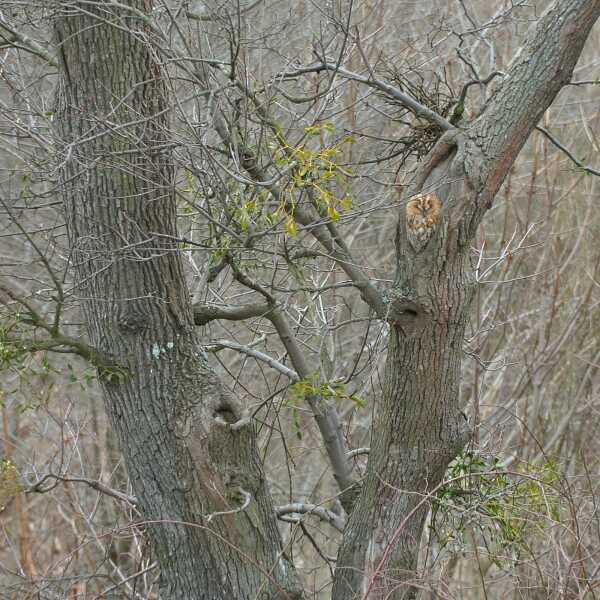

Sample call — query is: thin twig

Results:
[536,126,600,177]
[27,474,137,506]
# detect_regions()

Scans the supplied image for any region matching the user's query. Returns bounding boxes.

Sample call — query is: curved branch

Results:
[27,474,137,506]
[347,447,370,458]
[205,338,299,381]
[280,61,454,132]
[275,502,346,533]
[193,301,272,325]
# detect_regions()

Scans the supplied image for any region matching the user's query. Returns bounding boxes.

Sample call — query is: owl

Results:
[405,192,442,251]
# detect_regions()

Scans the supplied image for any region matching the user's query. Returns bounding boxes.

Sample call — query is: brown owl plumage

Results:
[405,192,442,250]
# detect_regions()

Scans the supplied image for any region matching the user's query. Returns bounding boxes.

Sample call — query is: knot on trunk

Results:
[117,307,149,333]
[383,289,427,335]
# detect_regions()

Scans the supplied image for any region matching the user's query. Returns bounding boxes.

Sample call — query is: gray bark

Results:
[54,1,300,598]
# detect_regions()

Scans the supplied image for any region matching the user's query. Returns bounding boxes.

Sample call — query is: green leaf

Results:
[284,216,298,236]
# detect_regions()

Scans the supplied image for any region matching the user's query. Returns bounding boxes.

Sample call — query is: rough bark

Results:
[54,2,300,598]
[332,1,600,599]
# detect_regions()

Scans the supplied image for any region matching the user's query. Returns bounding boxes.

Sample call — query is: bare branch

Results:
[536,126,600,177]
[205,338,299,381]
[267,307,358,505]
[0,284,113,369]
[280,61,455,132]
[568,79,600,86]
[27,474,137,506]
[0,20,57,66]
[213,262,358,501]
[206,489,252,523]
[347,447,370,458]
[292,205,387,318]
[193,301,272,325]
[275,502,346,533]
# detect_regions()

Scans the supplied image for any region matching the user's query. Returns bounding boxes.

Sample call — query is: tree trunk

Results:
[333,180,474,600]
[333,1,600,598]
[54,2,300,598]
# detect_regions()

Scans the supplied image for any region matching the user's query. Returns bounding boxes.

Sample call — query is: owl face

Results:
[405,192,442,249]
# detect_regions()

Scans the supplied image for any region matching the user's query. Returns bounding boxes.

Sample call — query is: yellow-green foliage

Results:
[0,314,29,370]
[272,122,355,235]
[289,377,365,407]
[432,452,561,563]
[0,459,22,511]
[286,377,364,440]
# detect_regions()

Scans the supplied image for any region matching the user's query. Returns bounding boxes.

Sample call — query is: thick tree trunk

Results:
[333,186,474,600]
[333,1,600,598]
[54,2,300,598]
